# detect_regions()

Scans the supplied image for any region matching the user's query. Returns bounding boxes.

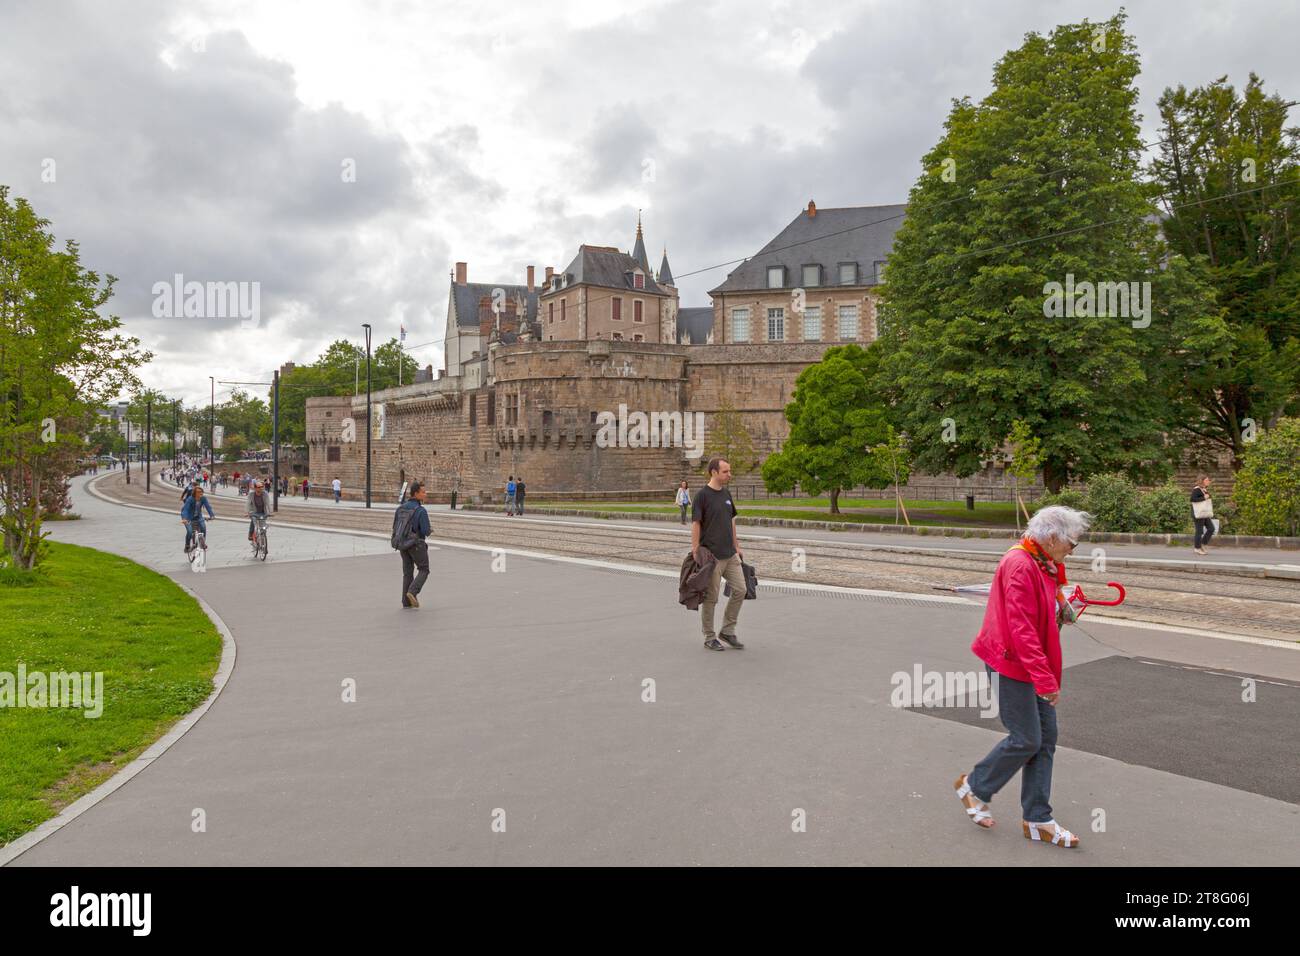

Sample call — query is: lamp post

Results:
[272,368,280,513]
[209,376,215,474]
[145,398,152,494]
[363,323,372,508]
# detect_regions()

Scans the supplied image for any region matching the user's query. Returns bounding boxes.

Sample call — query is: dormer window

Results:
[766,266,785,289]
[801,264,821,288]
[633,273,645,290]
[838,262,858,285]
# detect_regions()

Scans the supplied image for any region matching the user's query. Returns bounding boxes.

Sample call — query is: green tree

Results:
[1232,417,1300,535]
[876,13,1227,491]
[704,398,757,475]
[0,187,148,569]
[1149,73,1300,465]
[762,344,894,513]
[1007,419,1042,529]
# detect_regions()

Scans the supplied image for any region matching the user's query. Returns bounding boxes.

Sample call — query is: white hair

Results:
[1026,505,1091,545]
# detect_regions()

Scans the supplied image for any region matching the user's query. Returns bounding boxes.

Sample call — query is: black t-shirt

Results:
[692,485,738,560]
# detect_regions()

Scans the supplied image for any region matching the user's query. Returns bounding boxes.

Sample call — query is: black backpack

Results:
[391,504,419,550]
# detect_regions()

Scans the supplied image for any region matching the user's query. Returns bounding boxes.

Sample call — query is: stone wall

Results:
[307,339,833,501]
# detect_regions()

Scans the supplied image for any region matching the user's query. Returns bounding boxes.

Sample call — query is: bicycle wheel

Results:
[258,530,268,560]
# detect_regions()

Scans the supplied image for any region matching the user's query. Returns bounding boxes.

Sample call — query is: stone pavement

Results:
[8,474,1298,866]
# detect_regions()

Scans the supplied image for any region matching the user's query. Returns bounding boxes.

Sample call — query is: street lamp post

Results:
[363,323,372,508]
[146,398,152,494]
[272,368,280,513]
[209,376,215,474]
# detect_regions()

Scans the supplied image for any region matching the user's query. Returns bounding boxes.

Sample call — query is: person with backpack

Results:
[505,475,517,516]
[393,480,432,608]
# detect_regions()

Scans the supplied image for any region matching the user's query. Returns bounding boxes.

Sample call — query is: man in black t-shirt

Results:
[691,457,746,651]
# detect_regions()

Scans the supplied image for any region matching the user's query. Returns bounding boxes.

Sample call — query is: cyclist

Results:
[181,483,215,554]
[246,479,271,545]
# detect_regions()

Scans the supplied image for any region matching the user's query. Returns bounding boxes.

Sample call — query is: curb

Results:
[467,505,1299,550]
[0,575,237,866]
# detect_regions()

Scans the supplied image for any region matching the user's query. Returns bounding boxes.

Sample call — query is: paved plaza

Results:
[6,474,1297,866]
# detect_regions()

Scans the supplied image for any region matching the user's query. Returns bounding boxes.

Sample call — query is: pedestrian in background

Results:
[505,475,516,516]
[675,480,691,525]
[394,480,431,608]
[332,476,342,503]
[1191,476,1215,555]
[516,477,526,515]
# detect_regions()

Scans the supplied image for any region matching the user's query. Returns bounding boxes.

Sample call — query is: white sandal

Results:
[1023,820,1080,848]
[954,774,994,828]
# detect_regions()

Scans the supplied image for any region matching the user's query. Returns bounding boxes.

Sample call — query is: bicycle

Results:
[250,515,269,561]
[188,525,208,573]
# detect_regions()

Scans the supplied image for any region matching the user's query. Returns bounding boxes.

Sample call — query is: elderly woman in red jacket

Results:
[954,505,1091,849]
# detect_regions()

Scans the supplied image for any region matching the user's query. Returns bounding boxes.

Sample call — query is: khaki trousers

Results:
[700,554,746,640]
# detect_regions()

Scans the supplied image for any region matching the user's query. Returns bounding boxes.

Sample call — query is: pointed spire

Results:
[658,247,675,286]
[631,210,651,274]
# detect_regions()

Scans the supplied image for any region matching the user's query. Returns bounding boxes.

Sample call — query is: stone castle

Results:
[307,201,1228,502]
[306,201,906,500]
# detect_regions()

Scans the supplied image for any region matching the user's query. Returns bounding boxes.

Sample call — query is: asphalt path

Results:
[7,474,1297,866]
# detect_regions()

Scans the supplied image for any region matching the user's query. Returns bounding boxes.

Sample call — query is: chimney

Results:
[455,261,467,285]
[527,265,535,292]
[807,200,817,218]
[545,266,554,284]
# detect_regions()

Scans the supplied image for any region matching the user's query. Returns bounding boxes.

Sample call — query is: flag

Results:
[400,324,406,343]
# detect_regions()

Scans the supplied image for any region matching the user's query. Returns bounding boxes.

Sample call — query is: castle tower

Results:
[631,210,651,274]
[658,247,678,343]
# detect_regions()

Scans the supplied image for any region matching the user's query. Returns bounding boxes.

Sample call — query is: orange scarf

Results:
[1011,537,1071,618]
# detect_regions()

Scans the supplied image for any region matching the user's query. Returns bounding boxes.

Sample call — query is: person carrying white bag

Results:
[1191,475,1216,555]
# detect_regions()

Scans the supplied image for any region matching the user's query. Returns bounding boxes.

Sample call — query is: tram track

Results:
[100,473,1300,641]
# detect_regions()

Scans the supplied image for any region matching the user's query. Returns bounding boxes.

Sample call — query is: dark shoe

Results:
[406,592,419,608]
[719,632,745,650]
[703,638,726,651]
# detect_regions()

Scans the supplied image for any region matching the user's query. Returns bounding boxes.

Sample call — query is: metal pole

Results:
[146,399,152,494]
[173,400,179,471]
[209,376,215,474]
[272,369,280,513]
[125,416,131,483]
[363,323,372,508]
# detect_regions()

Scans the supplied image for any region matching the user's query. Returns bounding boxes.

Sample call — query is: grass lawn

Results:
[0,541,222,846]
[532,497,1023,528]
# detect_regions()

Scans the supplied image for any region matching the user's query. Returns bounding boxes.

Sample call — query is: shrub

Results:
[1034,488,1087,511]
[1083,473,1146,532]
[1141,483,1193,534]
[1233,418,1300,536]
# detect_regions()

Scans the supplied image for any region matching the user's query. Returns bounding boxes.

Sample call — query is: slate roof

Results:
[552,245,668,295]
[658,250,675,286]
[676,307,714,344]
[451,282,539,330]
[709,204,906,294]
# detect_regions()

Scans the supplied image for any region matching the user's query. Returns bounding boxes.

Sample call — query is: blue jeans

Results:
[967,665,1058,823]
[184,519,207,550]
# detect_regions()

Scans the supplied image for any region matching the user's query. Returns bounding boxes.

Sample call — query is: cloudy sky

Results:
[2,0,1297,406]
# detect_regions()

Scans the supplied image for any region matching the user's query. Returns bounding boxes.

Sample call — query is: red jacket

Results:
[971,547,1063,695]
